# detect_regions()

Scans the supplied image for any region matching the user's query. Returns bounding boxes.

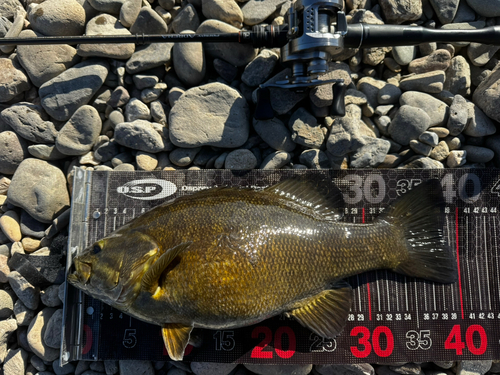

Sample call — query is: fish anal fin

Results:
[288,282,352,338]
[162,323,193,361]
[141,242,192,294]
[263,178,344,221]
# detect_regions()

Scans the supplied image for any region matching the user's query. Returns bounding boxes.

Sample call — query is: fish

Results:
[68,178,457,360]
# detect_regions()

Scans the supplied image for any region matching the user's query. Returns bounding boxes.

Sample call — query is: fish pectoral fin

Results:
[288,282,352,338]
[141,242,192,294]
[263,178,344,221]
[162,323,193,361]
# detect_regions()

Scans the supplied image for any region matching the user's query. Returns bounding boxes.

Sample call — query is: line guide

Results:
[62,168,500,364]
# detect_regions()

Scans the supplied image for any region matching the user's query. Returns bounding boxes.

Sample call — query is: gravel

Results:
[0,0,499,373]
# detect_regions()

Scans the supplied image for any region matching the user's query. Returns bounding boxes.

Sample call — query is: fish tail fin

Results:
[382,179,458,283]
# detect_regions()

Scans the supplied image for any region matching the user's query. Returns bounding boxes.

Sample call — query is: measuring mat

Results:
[62,168,500,364]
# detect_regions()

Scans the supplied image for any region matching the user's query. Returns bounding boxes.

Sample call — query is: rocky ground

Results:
[1,0,500,374]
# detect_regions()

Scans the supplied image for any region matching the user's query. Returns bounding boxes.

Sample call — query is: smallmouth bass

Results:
[68,178,457,360]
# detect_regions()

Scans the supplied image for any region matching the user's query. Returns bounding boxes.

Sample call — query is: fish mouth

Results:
[68,260,92,286]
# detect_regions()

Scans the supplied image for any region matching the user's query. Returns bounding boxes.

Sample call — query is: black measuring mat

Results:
[61,169,500,364]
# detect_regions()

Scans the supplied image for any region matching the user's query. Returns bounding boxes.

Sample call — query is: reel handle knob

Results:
[330,83,346,117]
[254,87,275,120]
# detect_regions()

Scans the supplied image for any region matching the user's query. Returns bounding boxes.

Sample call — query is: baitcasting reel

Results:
[2,0,500,120]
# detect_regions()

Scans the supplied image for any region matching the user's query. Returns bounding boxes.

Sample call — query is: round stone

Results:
[0,289,14,319]
[114,120,170,153]
[43,308,63,349]
[202,0,243,28]
[8,271,39,310]
[388,105,431,145]
[56,105,102,156]
[260,151,291,169]
[253,118,295,152]
[136,152,158,171]
[0,131,29,175]
[224,149,258,169]
[27,308,59,361]
[169,82,249,148]
[0,210,21,242]
[173,31,206,87]
[0,58,30,103]
[28,0,86,36]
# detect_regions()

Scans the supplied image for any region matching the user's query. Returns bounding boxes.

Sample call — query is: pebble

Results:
[465,0,500,17]
[190,362,237,375]
[0,289,14,319]
[8,270,39,310]
[77,14,135,59]
[447,94,469,135]
[299,149,330,169]
[40,285,62,307]
[392,45,417,66]
[169,82,249,148]
[202,0,243,28]
[31,355,47,372]
[20,211,47,240]
[28,0,85,36]
[27,307,59,361]
[260,151,291,169]
[388,105,431,145]
[197,20,257,67]
[240,0,284,25]
[0,58,30,103]
[114,120,170,152]
[0,103,58,144]
[135,151,158,171]
[400,71,445,93]
[224,149,258,169]
[0,254,9,282]
[244,364,312,375]
[0,130,29,175]
[310,62,352,107]
[419,131,439,146]
[3,347,28,375]
[316,364,375,375]
[0,319,17,363]
[169,147,201,167]
[447,150,467,167]
[467,43,500,67]
[241,49,279,87]
[377,83,402,104]
[21,237,41,253]
[88,0,127,14]
[351,136,391,167]
[213,59,239,83]
[408,49,452,74]
[7,158,70,224]
[172,31,206,87]
[463,101,497,137]
[14,299,36,326]
[456,361,492,375]
[253,118,295,152]
[399,91,449,127]
[39,58,109,121]
[126,42,174,74]
[125,97,151,122]
[105,360,119,375]
[429,0,460,24]
[53,360,76,375]
[289,107,325,149]
[357,76,386,110]
[444,56,471,96]
[462,145,494,163]
[472,63,500,123]
[119,0,141,28]
[119,360,155,375]
[56,105,102,156]
[43,308,63,349]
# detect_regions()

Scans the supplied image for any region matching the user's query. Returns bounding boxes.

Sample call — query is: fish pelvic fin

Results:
[287,282,352,338]
[382,179,458,283]
[141,242,192,294]
[162,323,193,361]
[263,178,345,221]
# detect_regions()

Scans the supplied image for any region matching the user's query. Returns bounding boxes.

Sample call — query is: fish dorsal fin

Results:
[287,282,352,338]
[141,242,192,294]
[264,179,344,221]
[162,323,193,361]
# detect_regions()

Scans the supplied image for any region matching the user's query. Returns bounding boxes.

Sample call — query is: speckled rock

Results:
[447,149,467,167]
[197,20,257,67]
[7,158,70,223]
[28,0,86,36]
[241,0,287,26]
[241,49,279,87]
[379,0,422,24]
[0,130,29,175]
[27,308,59,362]
[456,360,492,375]
[289,107,325,149]
[77,14,135,59]
[444,55,471,96]
[408,49,452,74]
[463,101,496,137]
[0,319,17,363]
[39,59,109,121]
[0,58,30,103]
[447,94,469,135]
[169,83,249,148]
[8,271,39,310]
[3,347,28,375]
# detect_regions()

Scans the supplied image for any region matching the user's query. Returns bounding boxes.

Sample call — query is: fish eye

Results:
[93,244,102,255]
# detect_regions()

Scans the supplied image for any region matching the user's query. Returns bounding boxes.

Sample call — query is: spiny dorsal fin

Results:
[141,242,192,293]
[287,282,352,338]
[162,323,193,361]
[263,178,344,221]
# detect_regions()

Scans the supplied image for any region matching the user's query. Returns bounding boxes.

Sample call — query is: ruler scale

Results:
[62,169,500,365]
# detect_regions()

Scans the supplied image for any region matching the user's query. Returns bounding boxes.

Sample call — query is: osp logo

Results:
[116,179,177,200]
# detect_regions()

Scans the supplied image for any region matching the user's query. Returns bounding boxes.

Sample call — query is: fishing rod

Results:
[2,0,500,120]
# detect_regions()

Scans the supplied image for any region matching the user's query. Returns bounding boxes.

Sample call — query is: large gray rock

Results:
[463,101,496,137]
[202,0,243,28]
[456,360,492,375]
[171,4,200,33]
[169,82,249,148]
[253,117,296,152]
[289,107,325,149]
[351,136,391,167]
[87,0,127,14]
[310,62,352,107]
[0,58,30,103]
[0,103,58,144]
[27,308,59,362]
[473,63,500,123]
[3,348,28,375]
[56,105,102,156]
[444,55,471,96]
[400,71,445,93]
[388,105,432,145]
[379,0,422,23]
[8,271,39,310]
[241,0,287,26]
[173,31,206,86]
[17,30,81,87]
[241,49,279,87]
[408,49,452,74]
[465,0,500,17]
[429,0,460,24]
[467,43,500,67]
[399,91,449,126]
[7,158,70,223]
[197,20,257,67]
[28,0,86,36]
[0,131,29,175]
[77,14,134,59]
[39,59,109,121]
[43,308,63,349]
[126,43,174,74]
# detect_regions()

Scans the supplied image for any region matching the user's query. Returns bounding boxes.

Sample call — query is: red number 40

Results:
[444,325,487,355]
